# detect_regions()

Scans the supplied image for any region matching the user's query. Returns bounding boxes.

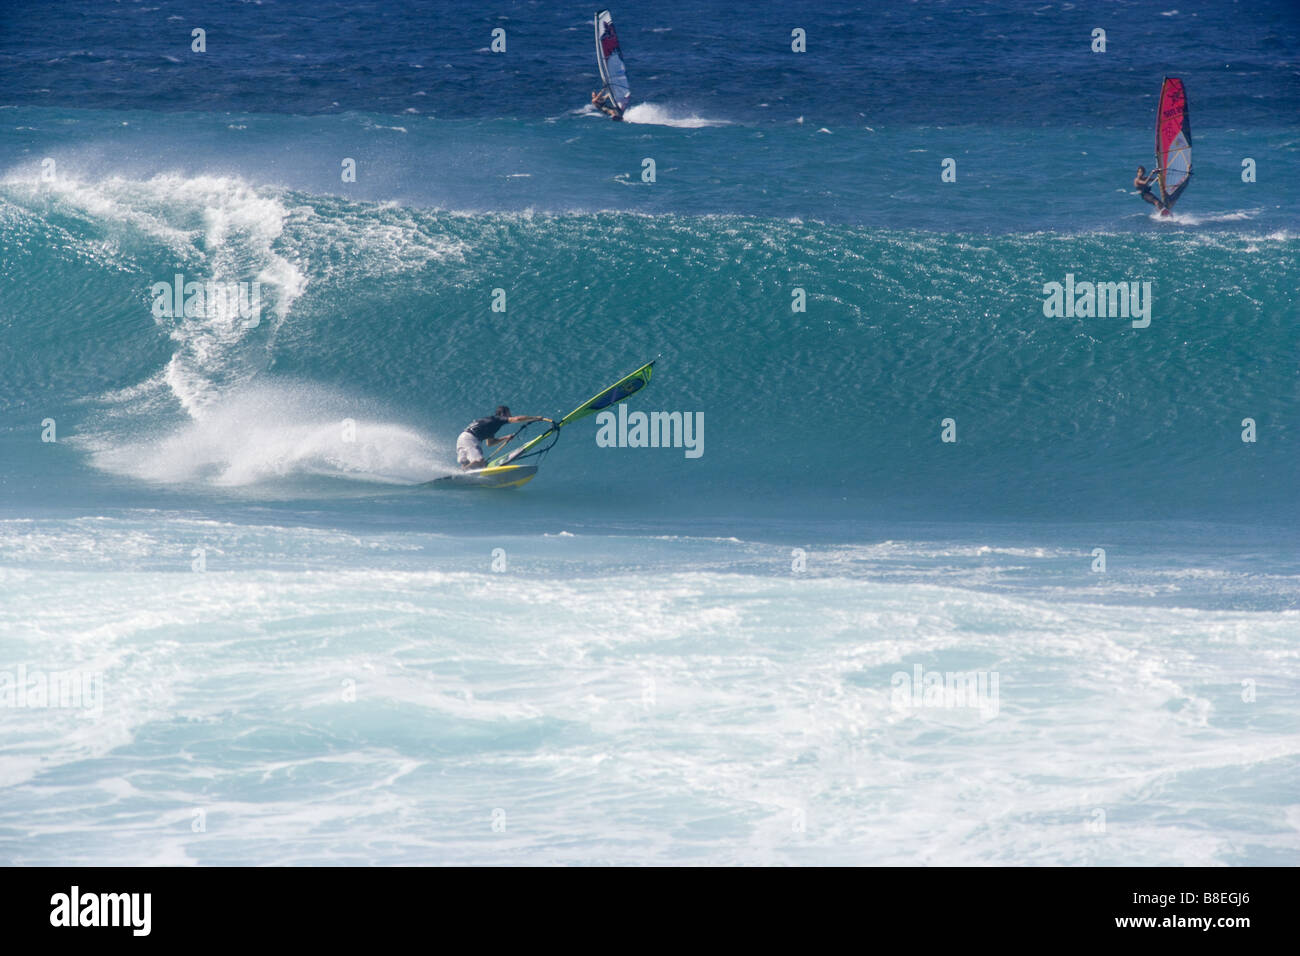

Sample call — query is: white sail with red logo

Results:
[594,10,631,112]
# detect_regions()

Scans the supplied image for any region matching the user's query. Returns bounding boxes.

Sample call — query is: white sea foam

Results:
[86,382,446,488]
[3,171,307,413]
[620,103,726,128]
[2,528,1296,865]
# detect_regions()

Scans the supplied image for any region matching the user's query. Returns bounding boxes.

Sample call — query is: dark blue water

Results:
[3,0,1297,125]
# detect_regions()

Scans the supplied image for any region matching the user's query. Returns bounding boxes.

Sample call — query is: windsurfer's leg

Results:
[456,431,484,469]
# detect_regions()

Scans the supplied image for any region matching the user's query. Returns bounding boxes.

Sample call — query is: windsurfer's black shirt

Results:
[465,415,509,440]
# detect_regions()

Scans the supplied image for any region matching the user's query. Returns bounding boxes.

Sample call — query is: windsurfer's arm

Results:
[507,415,551,424]
[591,90,620,117]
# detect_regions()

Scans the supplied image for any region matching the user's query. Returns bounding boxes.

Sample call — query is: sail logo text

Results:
[595,406,703,458]
[50,886,151,936]
[1042,274,1152,328]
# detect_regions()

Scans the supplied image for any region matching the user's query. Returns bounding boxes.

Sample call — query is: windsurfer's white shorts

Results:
[456,430,485,467]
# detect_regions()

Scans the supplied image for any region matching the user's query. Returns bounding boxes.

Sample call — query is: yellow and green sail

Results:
[490,359,655,467]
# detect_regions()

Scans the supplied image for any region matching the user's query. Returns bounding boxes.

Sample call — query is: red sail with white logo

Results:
[1156,77,1192,210]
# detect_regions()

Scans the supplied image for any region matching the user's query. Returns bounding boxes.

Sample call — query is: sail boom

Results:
[488,360,656,467]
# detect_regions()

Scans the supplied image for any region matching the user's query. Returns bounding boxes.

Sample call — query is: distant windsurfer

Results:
[457,406,552,470]
[593,11,628,120]
[592,89,624,120]
[1134,166,1165,213]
